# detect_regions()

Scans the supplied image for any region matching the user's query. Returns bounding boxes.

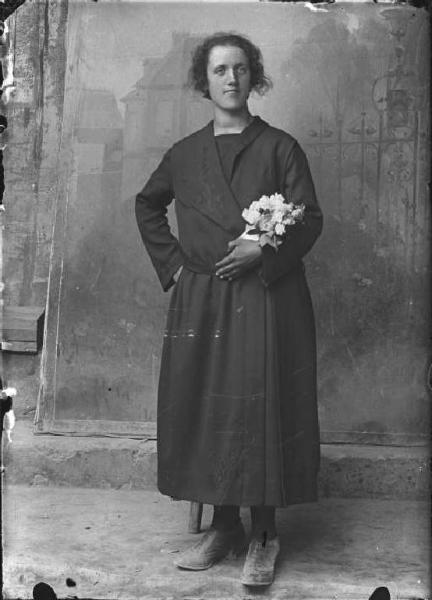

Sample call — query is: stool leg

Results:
[188,501,203,533]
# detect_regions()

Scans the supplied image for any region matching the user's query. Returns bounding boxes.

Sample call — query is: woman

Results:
[135,32,323,587]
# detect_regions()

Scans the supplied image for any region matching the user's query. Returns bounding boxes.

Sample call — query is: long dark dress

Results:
[135,116,323,507]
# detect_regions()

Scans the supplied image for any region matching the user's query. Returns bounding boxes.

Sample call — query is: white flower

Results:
[258,212,275,232]
[269,194,285,211]
[258,195,272,210]
[249,200,261,212]
[241,209,250,223]
[271,210,286,225]
[291,206,305,219]
[242,208,261,225]
[275,223,286,236]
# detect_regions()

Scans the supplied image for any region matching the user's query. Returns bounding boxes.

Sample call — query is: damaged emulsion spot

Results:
[164,328,223,339]
[0,0,29,208]
[304,1,331,13]
[32,582,58,600]
[163,329,199,338]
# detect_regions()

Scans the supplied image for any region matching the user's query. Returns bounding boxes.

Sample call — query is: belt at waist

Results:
[182,259,305,277]
[183,259,215,275]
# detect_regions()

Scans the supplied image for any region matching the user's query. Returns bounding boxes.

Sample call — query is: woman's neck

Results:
[213,108,253,135]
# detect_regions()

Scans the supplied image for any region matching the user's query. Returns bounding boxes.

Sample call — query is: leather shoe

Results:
[241,536,280,586]
[174,522,246,570]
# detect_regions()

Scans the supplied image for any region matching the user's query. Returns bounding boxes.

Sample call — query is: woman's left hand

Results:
[215,238,262,281]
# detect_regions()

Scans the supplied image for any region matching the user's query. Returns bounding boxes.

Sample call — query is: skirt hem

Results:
[158,484,319,508]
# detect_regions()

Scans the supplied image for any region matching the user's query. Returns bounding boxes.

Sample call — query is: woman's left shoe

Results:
[173,522,246,570]
[240,536,280,587]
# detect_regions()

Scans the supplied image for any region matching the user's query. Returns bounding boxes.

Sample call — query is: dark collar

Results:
[205,115,269,158]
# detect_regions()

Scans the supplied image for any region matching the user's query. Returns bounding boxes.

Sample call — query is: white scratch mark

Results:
[1,21,15,104]
[304,2,329,12]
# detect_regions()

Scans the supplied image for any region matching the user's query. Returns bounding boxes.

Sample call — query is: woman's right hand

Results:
[215,238,262,281]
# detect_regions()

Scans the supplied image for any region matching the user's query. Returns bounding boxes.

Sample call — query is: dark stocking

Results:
[250,506,277,543]
[211,505,240,532]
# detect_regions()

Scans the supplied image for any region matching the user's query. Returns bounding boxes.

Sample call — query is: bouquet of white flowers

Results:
[241,193,305,250]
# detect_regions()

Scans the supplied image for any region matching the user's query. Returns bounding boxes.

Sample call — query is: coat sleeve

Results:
[135,149,185,292]
[259,141,323,286]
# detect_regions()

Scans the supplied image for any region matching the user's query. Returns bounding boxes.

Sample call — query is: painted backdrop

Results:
[37,2,430,442]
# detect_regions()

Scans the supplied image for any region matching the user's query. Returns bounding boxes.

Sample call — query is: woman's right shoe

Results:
[173,522,246,570]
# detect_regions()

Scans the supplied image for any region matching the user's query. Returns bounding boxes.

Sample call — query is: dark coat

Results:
[135,116,323,507]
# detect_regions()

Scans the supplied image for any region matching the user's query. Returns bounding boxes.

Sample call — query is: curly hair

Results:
[188,32,272,99]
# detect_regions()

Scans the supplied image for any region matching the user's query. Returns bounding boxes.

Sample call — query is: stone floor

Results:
[2,484,430,600]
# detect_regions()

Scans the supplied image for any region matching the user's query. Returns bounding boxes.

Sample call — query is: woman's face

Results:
[206,45,251,113]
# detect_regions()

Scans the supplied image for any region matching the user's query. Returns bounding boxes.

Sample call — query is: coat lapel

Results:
[220,116,269,183]
[181,117,269,236]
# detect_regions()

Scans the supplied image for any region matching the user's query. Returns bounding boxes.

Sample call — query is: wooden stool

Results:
[188,501,203,533]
